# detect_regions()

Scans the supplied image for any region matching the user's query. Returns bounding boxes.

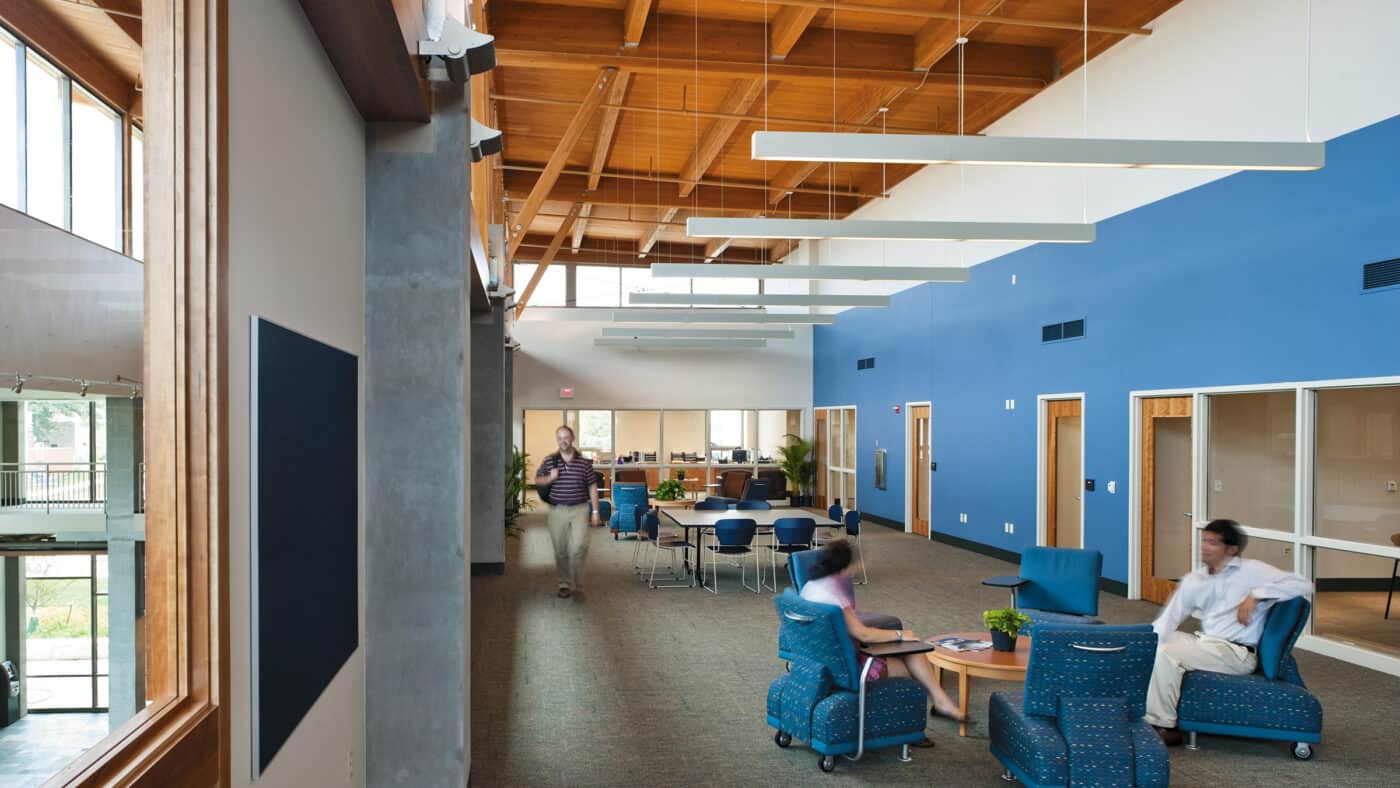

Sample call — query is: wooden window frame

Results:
[49,0,229,784]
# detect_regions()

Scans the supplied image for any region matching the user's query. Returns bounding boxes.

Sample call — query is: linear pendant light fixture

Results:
[751,131,1326,171]
[613,309,836,325]
[686,216,1095,243]
[650,263,970,282]
[595,337,767,349]
[628,292,890,307]
[601,327,795,339]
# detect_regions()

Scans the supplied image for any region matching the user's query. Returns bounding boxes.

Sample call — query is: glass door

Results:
[23,554,109,711]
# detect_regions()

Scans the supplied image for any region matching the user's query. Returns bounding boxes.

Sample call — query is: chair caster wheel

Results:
[819,755,836,772]
[774,731,792,748]
[1293,742,1313,760]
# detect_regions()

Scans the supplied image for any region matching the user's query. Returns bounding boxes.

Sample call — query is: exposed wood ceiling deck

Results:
[481,0,1182,269]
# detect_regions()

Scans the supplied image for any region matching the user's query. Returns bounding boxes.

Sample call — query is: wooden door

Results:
[1045,399,1083,548]
[1141,396,1194,604]
[814,410,828,508]
[910,405,931,536]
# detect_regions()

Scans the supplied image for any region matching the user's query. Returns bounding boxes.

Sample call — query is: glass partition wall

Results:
[521,408,806,497]
[815,406,858,511]
[1145,379,1400,674]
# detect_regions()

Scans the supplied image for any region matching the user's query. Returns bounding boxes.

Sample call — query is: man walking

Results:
[535,425,601,599]
[1146,519,1312,744]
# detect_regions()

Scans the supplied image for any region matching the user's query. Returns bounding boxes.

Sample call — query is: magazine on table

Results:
[928,636,992,652]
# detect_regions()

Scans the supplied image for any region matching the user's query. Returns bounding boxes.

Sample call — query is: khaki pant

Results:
[547,503,591,591]
[1145,631,1257,728]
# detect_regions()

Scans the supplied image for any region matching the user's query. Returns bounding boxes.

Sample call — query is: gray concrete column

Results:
[470,301,506,574]
[104,396,145,730]
[365,80,473,787]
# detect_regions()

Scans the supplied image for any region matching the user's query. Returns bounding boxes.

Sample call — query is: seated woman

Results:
[799,539,968,723]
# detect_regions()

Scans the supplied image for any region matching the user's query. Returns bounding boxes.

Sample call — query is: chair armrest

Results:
[982,575,1029,589]
[859,641,936,658]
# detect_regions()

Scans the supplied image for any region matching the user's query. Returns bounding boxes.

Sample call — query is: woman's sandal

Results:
[930,706,973,724]
[912,736,936,749]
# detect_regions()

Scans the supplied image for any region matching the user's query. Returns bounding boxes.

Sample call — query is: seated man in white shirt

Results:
[1146,519,1313,745]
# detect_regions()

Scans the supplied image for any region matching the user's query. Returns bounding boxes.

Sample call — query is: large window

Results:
[1206,391,1296,532]
[1314,386,1400,549]
[692,276,760,297]
[2,28,137,253]
[573,410,613,460]
[621,266,689,307]
[513,263,565,307]
[24,554,110,711]
[25,51,65,227]
[575,266,621,307]
[71,85,121,249]
[131,127,144,260]
[1,30,17,208]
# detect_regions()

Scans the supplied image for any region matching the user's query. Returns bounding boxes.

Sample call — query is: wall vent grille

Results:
[856,357,876,370]
[1363,258,1400,291]
[1042,319,1086,343]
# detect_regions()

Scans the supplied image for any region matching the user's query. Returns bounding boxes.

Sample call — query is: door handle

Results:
[1183,512,1193,518]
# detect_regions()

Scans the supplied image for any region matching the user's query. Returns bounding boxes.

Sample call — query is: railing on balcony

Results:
[0,463,107,513]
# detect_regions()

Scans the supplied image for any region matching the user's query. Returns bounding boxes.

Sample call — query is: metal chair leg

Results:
[1386,558,1398,619]
[856,535,868,585]
[1186,731,1200,751]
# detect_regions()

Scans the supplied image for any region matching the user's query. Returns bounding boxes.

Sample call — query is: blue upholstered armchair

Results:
[986,547,1105,632]
[768,590,931,772]
[1177,596,1322,760]
[989,625,1168,788]
[608,483,648,541]
[779,551,900,664]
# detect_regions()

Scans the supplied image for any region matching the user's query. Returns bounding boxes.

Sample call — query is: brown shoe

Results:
[557,587,572,598]
[1153,726,1183,746]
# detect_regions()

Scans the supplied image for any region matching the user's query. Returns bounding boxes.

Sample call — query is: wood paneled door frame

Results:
[905,402,932,537]
[1134,395,1195,605]
[51,0,231,784]
[1036,394,1085,548]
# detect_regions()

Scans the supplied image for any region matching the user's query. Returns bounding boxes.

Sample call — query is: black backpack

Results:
[537,452,562,504]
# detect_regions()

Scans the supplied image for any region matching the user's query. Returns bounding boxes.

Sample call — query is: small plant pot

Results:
[990,630,1018,652]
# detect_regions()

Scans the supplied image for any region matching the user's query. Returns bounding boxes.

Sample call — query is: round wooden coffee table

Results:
[925,631,1031,737]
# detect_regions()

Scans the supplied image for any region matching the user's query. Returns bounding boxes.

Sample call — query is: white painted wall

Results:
[0,206,141,383]
[809,0,1400,294]
[512,311,813,411]
[228,1,365,785]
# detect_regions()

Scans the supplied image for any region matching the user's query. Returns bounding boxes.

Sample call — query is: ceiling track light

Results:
[628,292,890,307]
[650,263,970,282]
[750,131,1326,171]
[470,118,503,162]
[686,217,1095,244]
[78,380,89,397]
[11,374,24,394]
[613,309,836,325]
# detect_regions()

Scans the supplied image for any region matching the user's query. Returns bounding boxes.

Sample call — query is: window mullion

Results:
[15,38,26,213]
[61,74,71,230]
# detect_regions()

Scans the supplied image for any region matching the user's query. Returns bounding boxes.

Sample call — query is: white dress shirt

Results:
[1152,557,1313,647]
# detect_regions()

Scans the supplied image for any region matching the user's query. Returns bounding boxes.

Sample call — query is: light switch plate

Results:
[1107,480,1117,494]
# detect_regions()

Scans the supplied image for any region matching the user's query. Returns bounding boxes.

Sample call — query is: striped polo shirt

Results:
[538,452,596,506]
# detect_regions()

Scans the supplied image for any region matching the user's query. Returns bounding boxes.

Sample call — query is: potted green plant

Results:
[982,608,1031,652]
[777,433,816,507]
[655,479,686,501]
[505,446,532,537]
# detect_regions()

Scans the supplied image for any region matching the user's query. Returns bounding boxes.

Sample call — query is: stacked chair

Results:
[1177,596,1323,759]
[767,590,932,772]
[989,624,1168,787]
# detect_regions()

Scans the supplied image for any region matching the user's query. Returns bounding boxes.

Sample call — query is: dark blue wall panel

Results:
[814,113,1400,583]
[254,318,359,774]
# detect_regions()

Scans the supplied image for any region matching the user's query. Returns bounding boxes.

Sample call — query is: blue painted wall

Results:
[813,113,1400,583]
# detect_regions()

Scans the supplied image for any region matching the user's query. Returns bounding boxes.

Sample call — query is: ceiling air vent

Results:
[1363,258,1400,291]
[856,357,876,371]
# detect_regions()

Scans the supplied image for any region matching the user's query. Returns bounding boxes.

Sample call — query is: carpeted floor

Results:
[471,512,1400,787]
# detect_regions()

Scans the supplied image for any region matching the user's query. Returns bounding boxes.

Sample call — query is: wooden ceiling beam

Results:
[507,67,619,260]
[622,0,654,47]
[769,6,819,60]
[499,163,883,200]
[571,203,592,253]
[504,171,860,215]
[577,70,633,251]
[912,0,1000,72]
[489,5,1044,95]
[297,0,429,121]
[677,78,766,198]
[516,201,584,318]
[740,0,1155,38]
[515,234,770,266]
[0,0,134,110]
[639,207,682,254]
[84,0,142,46]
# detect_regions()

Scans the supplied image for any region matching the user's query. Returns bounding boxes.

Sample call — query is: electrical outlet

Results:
[1107,480,1117,494]
[1387,480,1398,492]
[960,512,968,523]
[1011,274,1017,285]
[1213,479,1223,493]
[1009,399,1016,410]
[347,749,355,782]
[1008,522,1015,534]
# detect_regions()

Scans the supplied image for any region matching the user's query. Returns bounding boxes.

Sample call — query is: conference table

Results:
[659,507,842,585]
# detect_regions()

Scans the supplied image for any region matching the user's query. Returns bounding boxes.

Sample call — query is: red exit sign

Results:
[559,387,575,399]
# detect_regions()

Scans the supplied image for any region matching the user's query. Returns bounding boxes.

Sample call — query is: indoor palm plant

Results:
[983,608,1031,652]
[505,446,531,537]
[777,433,817,507]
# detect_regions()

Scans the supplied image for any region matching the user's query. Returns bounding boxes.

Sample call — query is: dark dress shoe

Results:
[1154,726,1183,746]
